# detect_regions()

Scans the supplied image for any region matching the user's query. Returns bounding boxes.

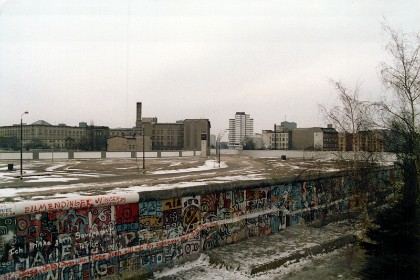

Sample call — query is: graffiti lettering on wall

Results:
[0,169,395,279]
[0,205,15,219]
[10,194,140,217]
[116,203,139,248]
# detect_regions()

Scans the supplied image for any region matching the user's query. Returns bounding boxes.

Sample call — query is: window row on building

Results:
[107,102,211,152]
[0,120,109,151]
[259,127,387,152]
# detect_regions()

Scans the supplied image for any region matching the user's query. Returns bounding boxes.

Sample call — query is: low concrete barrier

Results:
[0,150,201,161]
[38,152,68,160]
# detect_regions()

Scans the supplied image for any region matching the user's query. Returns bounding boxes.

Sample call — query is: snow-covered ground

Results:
[0,160,266,200]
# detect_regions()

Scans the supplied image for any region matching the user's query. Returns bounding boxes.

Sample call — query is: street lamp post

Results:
[218,139,221,167]
[142,124,145,173]
[20,111,29,180]
[217,129,229,167]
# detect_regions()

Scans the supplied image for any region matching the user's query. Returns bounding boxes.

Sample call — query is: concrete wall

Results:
[0,151,200,161]
[234,150,397,162]
[0,168,395,279]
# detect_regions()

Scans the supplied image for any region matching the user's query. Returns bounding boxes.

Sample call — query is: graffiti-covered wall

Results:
[0,168,395,279]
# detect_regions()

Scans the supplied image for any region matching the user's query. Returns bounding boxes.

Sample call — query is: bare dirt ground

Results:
[0,155,346,202]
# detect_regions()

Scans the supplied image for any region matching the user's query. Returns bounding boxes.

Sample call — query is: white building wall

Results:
[228,112,254,148]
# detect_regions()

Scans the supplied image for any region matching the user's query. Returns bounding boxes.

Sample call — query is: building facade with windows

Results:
[146,121,184,151]
[314,127,339,151]
[107,102,211,152]
[228,112,254,149]
[280,121,297,130]
[292,126,338,151]
[0,120,109,150]
[337,130,385,152]
[109,128,135,138]
[262,130,291,150]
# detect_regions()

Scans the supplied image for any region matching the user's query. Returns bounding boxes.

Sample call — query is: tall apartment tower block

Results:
[228,112,254,149]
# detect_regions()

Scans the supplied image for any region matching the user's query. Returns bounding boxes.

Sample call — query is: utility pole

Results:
[20,111,29,180]
[142,124,145,173]
[273,124,277,150]
[217,129,229,167]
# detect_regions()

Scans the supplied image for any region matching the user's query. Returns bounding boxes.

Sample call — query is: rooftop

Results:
[31,120,52,126]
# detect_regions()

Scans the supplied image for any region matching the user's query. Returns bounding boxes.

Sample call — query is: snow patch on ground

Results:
[1,185,80,197]
[25,177,79,183]
[45,164,66,172]
[115,167,135,170]
[197,174,266,183]
[151,160,227,175]
[323,168,341,173]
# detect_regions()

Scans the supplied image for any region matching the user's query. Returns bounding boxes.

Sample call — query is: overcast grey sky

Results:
[0,0,419,136]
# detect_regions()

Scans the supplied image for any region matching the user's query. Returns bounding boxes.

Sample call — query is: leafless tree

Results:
[377,23,420,203]
[321,81,376,159]
[360,24,420,280]
[319,81,380,225]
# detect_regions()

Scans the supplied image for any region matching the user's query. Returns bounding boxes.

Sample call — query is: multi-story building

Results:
[338,130,385,152]
[292,126,338,151]
[183,119,211,151]
[107,102,211,152]
[0,120,109,150]
[262,130,291,150]
[109,128,134,138]
[280,121,297,130]
[228,112,254,149]
[314,127,339,151]
[338,132,360,152]
[261,122,296,150]
[146,121,184,150]
[291,128,318,150]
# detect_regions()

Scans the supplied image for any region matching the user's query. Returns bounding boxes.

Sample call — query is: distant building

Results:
[0,120,109,150]
[314,127,339,151]
[109,128,134,138]
[338,130,386,152]
[107,102,210,152]
[86,126,110,151]
[291,128,318,150]
[262,121,296,150]
[228,112,254,149]
[262,129,291,150]
[183,119,211,151]
[292,126,338,151]
[107,136,152,152]
[146,121,184,151]
[280,121,297,130]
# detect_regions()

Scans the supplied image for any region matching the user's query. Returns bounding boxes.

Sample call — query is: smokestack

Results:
[136,102,142,128]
